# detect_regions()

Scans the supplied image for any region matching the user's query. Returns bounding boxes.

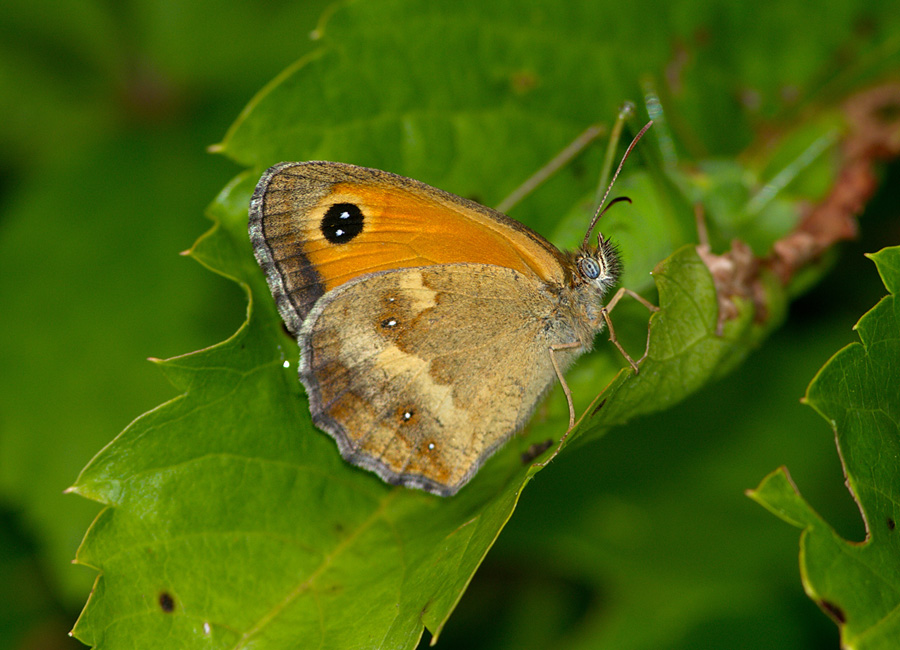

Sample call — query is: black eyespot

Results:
[381,317,399,329]
[321,203,364,244]
[579,257,601,279]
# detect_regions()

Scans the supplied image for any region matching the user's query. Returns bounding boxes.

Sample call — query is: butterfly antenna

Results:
[582,120,653,249]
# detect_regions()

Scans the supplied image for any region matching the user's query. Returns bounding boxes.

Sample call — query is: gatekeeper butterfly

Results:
[249,121,654,496]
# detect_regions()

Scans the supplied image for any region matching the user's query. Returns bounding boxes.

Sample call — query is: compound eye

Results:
[578,256,602,280]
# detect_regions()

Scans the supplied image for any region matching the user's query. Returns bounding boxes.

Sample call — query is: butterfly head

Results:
[573,188,629,298]
[568,120,652,299]
[572,234,621,297]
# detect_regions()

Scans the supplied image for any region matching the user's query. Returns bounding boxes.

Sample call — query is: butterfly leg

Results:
[602,288,659,373]
[530,341,583,469]
[548,341,583,430]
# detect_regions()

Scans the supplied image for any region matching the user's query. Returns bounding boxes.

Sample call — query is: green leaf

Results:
[71,169,770,647]
[749,246,900,649]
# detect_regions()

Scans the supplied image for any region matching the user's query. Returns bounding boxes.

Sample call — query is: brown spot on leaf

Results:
[510,70,539,94]
[159,591,175,613]
[739,87,762,112]
[888,517,896,531]
[591,399,608,417]
[521,439,553,464]
[818,599,846,624]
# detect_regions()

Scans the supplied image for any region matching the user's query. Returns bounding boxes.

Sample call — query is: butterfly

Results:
[248,122,654,496]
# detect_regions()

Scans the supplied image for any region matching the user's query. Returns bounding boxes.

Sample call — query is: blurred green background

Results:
[1,1,898,648]
[0,2,328,646]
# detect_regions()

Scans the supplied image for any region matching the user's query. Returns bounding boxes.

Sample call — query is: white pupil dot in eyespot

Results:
[403,411,412,420]
[428,442,435,450]
[388,319,397,327]
[335,228,344,236]
[340,211,350,219]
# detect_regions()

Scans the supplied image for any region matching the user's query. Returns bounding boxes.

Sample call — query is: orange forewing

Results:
[264,163,570,293]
